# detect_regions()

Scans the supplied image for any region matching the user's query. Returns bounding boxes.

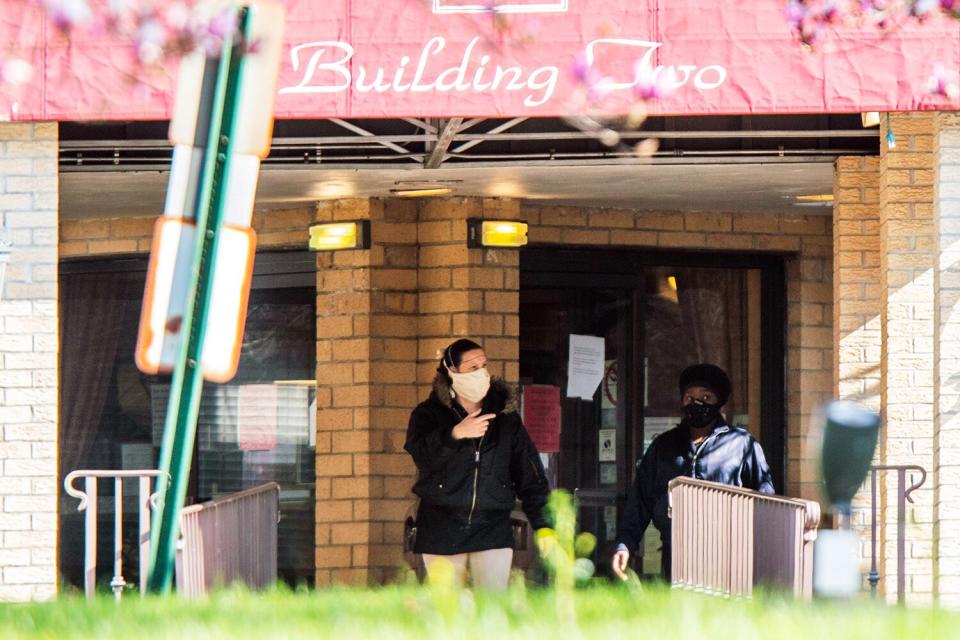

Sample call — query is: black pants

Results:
[661,543,672,581]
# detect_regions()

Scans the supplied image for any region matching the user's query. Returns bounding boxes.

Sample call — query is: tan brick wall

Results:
[60,205,319,257]
[0,122,58,601]
[834,156,882,409]
[934,112,960,607]
[416,198,520,392]
[878,112,936,604]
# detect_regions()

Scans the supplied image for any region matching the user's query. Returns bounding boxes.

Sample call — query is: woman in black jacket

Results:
[404,338,549,589]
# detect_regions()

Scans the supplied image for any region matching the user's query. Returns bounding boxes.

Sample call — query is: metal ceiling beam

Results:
[425,117,463,169]
[58,127,877,151]
[448,117,528,154]
[59,151,861,173]
[401,118,437,134]
[328,118,421,162]
[457,118,486,132]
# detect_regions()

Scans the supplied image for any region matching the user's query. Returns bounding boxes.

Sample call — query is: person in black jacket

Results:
[611,363,774,581]
[405,338,549,590]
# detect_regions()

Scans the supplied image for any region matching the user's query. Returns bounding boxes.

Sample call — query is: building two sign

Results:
[278,37,727,109]
[4,0,959,121]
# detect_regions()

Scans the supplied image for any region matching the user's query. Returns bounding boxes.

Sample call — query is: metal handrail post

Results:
[139,475,151,595]
[83,477,97,598]
[896,468,906,605]
[110,477,126,600]
[868,468,879,595]
[867,464,927,605]
[64,470,167,599]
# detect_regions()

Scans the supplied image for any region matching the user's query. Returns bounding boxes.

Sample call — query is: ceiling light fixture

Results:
[390,187,452,198]
[794,194,834,202]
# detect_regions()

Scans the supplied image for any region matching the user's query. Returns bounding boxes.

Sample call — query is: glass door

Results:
[520,285,635,578]
[520,248,784,578]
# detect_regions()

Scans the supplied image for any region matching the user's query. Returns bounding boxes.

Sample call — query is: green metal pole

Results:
[146,6,250,594]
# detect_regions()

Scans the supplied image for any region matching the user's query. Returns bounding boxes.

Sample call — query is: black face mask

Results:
[681,399,721,430]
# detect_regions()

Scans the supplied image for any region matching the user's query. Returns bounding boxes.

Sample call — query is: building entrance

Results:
[519,247,786,577]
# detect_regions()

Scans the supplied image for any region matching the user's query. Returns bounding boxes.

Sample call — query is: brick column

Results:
[0,122,58,601]
[784,216,834,504]
[834,156,882,409]
[314,198,418,585]
[416,197,520,391]
[833,155,882,578]
[934,112,960,606]
[879,112,936,604]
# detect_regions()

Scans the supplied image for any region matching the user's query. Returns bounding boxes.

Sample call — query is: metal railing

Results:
[867,464,927,605]
[175,483,280,597]
[65,471,279,598]
[669,477,821,599]
[63,469,167,600]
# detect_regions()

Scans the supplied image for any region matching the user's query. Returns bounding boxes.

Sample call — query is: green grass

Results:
[0,583,951,640]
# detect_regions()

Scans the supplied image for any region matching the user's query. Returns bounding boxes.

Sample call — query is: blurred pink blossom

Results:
[632,62,676,101]
[786,0,960,45]
[571,52,612,103]
[927,63,960,99]
[33,0,242,67]
[42,0,93,31]
[1,58,33,87]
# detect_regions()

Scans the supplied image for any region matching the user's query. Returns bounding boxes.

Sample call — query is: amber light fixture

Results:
[467,218,528,248]
[308,220,370,251]
[390,187,452,198]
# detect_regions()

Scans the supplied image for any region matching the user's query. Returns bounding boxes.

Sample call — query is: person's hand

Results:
[452,409,496,440]
[611,549,630,581]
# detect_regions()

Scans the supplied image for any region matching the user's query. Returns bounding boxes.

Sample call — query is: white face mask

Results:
[446,364,491,403]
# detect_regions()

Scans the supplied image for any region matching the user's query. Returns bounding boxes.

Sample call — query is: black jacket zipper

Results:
[449,403,488,527]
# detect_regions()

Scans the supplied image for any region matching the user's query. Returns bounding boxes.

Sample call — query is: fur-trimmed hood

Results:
[431,371,520,414]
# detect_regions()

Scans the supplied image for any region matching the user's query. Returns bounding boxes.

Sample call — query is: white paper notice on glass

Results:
[566,334,605,400]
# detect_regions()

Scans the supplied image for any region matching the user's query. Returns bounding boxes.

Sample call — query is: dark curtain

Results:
[59,271,138,479]
[676,270,746,416]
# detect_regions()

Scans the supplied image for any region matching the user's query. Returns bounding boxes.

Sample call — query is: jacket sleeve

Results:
[616,440,659,553]
[404,404,459,474]
[510,419,551,531]
[740,436,775,495]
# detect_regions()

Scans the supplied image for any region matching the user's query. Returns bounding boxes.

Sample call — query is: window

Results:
[59,252,316,588]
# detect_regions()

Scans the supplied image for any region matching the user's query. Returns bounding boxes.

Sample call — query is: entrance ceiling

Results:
[58,115,877,219]
[61,162,838,218]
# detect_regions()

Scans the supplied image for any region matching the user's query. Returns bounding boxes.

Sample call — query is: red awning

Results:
[3,0,959,122]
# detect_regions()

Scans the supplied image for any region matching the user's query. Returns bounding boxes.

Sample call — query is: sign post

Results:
[142,2,285,593]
